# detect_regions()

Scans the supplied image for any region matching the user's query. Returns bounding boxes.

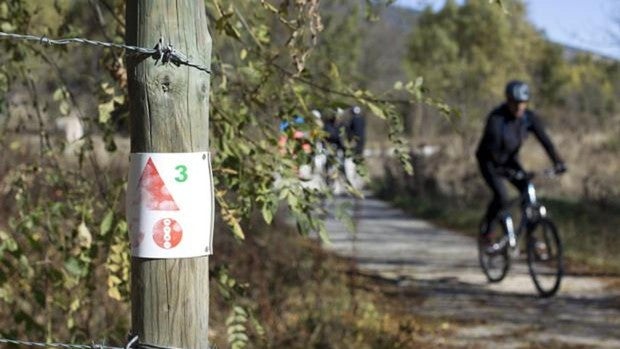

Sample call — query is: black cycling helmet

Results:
[505,80,530,102]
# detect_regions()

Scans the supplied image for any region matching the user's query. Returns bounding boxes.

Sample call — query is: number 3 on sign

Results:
[175,165,188,182]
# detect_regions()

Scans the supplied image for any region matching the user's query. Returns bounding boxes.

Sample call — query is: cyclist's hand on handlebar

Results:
[515,170,531,181]
[553,162,567,175]
[501,169,531,180]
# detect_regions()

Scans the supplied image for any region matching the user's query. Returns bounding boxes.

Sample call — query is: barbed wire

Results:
[0,31,211,75]
[0,338,123,349]
[0,335,208,349]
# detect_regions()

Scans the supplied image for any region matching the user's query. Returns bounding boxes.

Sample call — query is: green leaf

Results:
[233,305,248,317]
[108,287,122,301]
[19,255,33,279]
[329,62,341,81]
[101,82,114,96]
[100,210,114,236]
[414,76,424,90]
[116,220,128,234]
[286,192,299,208]
[52,88,65,101]
[230,333,249,342]
[227,324,246,335]
[365,101,386,119]
[230,218,245,240]
[64,257,85,277]
[69,298,80,312]
[59,101,70,116]
[0,286,13,302]
[98,99,114,124]
[0,22,16,32]
[251,316,266,337]
[261,204,273,224]
[77,221,92,248]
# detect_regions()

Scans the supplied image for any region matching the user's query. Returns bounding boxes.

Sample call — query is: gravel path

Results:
[323,197,620,348]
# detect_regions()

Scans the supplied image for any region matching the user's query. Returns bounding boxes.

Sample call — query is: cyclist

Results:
[344,106,366,191]
[476,80,566,239]
[322,109,344,153]
[346,106,366,162]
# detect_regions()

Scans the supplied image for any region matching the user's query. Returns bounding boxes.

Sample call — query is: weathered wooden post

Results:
[125,1,211,348]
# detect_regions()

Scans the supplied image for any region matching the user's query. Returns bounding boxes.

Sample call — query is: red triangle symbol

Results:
[137,157,180,211]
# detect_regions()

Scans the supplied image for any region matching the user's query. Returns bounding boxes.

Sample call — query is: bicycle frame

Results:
[479,168,563,295]
[501,182,547,251]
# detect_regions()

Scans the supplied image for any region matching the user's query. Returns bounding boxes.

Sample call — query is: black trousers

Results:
[478,158,529,228]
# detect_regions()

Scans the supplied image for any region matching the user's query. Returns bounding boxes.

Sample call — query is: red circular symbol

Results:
[152,218,183,249]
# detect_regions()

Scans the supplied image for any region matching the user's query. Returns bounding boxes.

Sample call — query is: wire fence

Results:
[0,335,213,349]
[0,32,212,75]
[0,337,124,349]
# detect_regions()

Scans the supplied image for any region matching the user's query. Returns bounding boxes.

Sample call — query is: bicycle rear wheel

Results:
[478,219,510,283]
[527,218,563,297]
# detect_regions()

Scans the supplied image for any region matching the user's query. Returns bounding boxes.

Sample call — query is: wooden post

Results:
[125,1,211,348]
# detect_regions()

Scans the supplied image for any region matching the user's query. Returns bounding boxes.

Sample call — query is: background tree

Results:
[404,0,620,135]
[406,0,544,125]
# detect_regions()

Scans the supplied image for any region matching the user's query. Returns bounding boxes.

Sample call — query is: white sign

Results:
[126,152,214,258]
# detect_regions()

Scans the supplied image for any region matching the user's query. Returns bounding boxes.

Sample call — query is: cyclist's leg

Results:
[505,160,530,205]
[331,148,346,195]
[501,160,530,246]
[478,160,509,236]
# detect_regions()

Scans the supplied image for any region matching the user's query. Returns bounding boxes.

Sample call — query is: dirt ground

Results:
[322,197,620,349]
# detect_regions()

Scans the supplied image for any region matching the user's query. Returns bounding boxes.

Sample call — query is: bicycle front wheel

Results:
[478,219,510,283]
[527,218,563,297]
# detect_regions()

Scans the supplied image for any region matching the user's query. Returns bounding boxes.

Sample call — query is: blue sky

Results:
[394,0,620,59]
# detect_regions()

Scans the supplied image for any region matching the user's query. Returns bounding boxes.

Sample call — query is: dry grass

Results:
[208,218,440,348]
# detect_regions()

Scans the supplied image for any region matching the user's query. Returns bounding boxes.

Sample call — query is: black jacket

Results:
[476,103,561,166]
[347,114,366,156]
[323,121,344,150]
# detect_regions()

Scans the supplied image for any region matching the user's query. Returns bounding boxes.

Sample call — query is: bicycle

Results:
[478,168,564,297]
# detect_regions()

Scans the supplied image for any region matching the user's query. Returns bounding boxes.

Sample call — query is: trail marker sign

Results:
[127,152,214,258]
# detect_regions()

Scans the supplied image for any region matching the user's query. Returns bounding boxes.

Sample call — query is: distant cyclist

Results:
[346,106,366,162]
[476,80,566,238]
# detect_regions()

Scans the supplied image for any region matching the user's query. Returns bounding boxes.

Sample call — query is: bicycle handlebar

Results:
[501,167,564,181]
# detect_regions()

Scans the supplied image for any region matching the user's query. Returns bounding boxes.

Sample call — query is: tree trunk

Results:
[125,1,211,348]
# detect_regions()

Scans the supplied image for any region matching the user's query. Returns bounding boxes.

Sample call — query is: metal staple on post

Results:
[0,31,212,75]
